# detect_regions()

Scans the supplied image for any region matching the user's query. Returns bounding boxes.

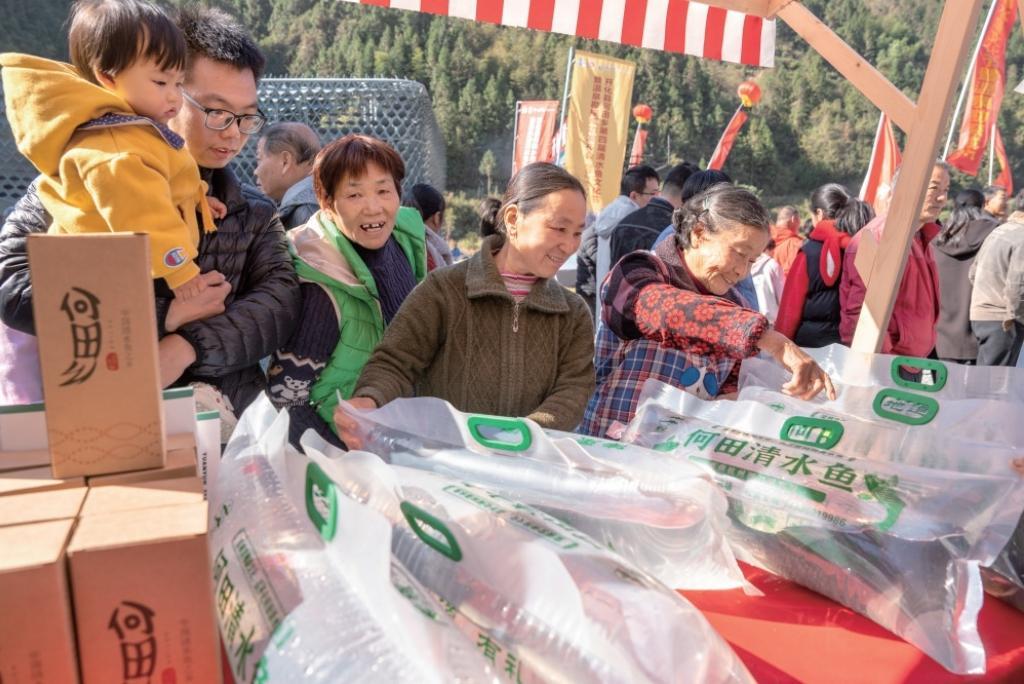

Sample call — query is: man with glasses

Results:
[609,162,698,267]
[0,5,299,424]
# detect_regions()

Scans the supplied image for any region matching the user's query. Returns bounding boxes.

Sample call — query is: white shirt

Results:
[594,195,639,295]
[750,253,785,324]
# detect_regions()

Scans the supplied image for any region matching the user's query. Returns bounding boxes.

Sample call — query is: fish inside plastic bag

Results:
[738,355,1024,612]
[299,427,755,684]
[209,396,498,683]
[335,394,748,592]
[620,383,1024,675]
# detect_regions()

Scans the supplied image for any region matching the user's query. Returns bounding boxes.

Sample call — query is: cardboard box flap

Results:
[0,467,83,496]
[68,501,207,553]
[81,477,204,516]
[0,518,74,571]
[85,446,198,487]
[0,487,86,526]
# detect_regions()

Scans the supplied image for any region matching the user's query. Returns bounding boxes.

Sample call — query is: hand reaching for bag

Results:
[757,329,837,401]
[333,396,378,450]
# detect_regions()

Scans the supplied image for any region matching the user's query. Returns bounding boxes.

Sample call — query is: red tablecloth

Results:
[680,563,1024,683]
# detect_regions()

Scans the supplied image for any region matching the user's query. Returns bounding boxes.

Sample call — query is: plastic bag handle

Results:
[305,462,339,541]
[779,416,844,449]
[400,501,463,562]
[466,416,533,452]
[889,356,948,392]
[872,388,939,425]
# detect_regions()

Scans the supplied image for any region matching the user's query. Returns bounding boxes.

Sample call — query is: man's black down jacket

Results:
[0,166,301,415]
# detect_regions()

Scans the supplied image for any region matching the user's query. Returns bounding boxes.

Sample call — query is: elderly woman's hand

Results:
[757,329,837,401]
[332,396,378,450]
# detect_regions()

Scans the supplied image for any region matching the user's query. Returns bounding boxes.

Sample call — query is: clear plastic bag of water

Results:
[300,428,754,684]
[335,395,746,591]
[209,396,497,683]
[620,381,1024,675]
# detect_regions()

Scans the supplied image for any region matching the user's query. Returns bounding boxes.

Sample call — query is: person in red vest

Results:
[770,205,803,277]
[839,162,951,357]
[775,185,873,347]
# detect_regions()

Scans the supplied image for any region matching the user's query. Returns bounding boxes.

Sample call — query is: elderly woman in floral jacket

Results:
[582,184,834,438]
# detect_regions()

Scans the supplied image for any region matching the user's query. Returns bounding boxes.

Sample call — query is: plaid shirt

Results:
[580,239,768,437]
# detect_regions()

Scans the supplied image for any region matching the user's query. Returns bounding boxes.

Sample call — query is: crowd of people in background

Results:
[0,0,1020,450]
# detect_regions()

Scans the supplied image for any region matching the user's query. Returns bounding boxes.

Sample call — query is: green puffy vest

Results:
[292,208,426,432]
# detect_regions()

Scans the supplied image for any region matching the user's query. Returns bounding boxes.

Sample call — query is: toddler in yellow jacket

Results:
[1,0,225,299]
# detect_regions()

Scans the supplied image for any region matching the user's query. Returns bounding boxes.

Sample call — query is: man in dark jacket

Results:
[609,162,695,267]
[0,5,300,416]
[254,121,321,229]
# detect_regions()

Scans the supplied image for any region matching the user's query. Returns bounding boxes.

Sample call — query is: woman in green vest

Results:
[267,134,428,448]
[335,162,597,445]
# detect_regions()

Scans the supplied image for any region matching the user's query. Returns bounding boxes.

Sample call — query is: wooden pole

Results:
[775,2,917,134]
[850,0,984,353]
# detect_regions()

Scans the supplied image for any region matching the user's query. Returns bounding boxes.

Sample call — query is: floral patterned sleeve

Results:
[601,249,768,360]
[634,284,769,359]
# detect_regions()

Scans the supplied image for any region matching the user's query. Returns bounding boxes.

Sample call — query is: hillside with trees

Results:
[6,1,1023,209]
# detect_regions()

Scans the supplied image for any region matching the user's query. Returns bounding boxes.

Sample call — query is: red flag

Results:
[947,0,1017,176]
[512,100,559,175]
[860,112,903,212]
[994,125,1013,195]
[628,126,648,166]
[708,105,748,171]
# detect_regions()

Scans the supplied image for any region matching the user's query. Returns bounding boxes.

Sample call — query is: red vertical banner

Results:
[708,105,748,171]
[994,125,1013,195]
[629,126,648,166]
[860,112,903,212]
[946,0,1017,176]
[512,100,560,175]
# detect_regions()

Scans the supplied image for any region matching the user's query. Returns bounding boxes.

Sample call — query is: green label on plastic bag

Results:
[305,461,339,541]
[401,501,463,561]
[872,388,939,425]
[780,416,844,449]
[890,356,948,392]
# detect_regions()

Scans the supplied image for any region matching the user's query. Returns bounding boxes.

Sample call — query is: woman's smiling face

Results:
[327,161,400,250]
[501,188,587,278]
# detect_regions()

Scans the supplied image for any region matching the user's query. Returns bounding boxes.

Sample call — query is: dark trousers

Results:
[972,320,1024,366]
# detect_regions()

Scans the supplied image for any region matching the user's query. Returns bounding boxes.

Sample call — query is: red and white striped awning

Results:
[343,0,776,68]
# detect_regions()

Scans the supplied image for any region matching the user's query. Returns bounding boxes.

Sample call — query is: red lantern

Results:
[632,103,653,124]
[737,80,761,108]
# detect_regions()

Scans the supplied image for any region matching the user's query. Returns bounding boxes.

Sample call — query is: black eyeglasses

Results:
[181,90,267,135]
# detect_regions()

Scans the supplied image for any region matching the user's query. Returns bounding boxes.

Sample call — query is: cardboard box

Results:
[86,444,197,487]
[0,466,84,497]
[0,486,87,526]
[1,388,202,475]
[28,233,165,478]
[67,501,221,684]
[80,477,204,516]
[0,518,80,684]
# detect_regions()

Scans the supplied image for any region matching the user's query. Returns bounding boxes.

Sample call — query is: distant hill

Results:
[6,0,1023,204]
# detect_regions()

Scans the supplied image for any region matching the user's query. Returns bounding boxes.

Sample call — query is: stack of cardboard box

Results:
[0,235,224,683]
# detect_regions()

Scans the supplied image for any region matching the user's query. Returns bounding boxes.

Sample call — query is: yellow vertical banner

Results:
[562,50,636,214]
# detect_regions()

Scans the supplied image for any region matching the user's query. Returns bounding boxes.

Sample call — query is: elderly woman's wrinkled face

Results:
[688,222,769,296]
[327,161,400,250]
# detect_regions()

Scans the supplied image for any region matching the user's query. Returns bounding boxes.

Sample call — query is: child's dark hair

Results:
[69,0,186,85]
[175,3,266,82]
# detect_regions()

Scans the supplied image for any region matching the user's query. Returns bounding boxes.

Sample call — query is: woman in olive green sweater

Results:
[335,163,595,439]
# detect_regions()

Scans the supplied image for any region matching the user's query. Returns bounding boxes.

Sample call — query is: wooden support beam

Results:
[775,2,917,134]
[766,0,793,19]
[850,0,983,353]
[699,0,772,18]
